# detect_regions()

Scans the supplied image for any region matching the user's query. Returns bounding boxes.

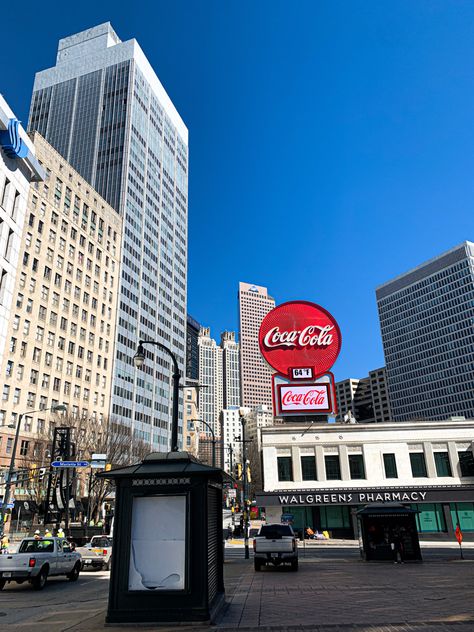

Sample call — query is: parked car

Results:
[253,523,298,571]
[75,546,105,571]
[0,537,81,590]
[80,535,113,571]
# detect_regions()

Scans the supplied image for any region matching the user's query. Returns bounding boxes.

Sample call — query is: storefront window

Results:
[325,455,341,480]
[383,453,398,478]
[277,456,293,482]
[450,503,474,532]
[301,456,316,480]
[434,452,452,477]
[410,453,428,477]
[458,451,474,477]
[412,503,447,532]
[349,454,365,480]
[320,505,350,529]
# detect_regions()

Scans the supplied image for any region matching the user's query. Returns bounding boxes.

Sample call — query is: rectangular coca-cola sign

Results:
[278,383,331,413]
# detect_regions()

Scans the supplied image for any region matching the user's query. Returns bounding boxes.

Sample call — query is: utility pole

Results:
[237,407,252,559]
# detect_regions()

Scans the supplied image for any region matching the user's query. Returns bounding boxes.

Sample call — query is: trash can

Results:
[99,451,225,624]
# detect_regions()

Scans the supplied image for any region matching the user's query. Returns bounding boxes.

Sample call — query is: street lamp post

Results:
[133,340,181,452]
[239,407,251,559]
[190,419,216,467]
[0,404,67,538]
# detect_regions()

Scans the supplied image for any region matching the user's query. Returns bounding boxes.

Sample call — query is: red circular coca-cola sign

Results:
[258,301,342,378]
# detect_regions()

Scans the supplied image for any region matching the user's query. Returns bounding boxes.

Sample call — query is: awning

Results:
[357,503,419,516]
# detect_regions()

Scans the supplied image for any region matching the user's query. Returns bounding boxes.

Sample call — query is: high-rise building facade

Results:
[198,327,223,438]
[221,330,240,408]
[0,133,121,469]
[335,368,391,423]
[0,97,44,368]
[198,327,241,440]
[376,242,474,421]
[220,408,241,473]
[29,23,188,451]
[186,314,200,381]
[238,282,275,410]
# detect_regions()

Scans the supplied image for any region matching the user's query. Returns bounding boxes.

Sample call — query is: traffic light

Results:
[105,463,112,471]
[237,463,242,480]
[246,463,251,484]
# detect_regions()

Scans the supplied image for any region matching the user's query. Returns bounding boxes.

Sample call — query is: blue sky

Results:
[2,1,474,380]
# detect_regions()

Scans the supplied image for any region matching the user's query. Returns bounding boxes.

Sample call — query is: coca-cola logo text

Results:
[258,301,342,378]
[281,389,327,407]
[263,325,334,350]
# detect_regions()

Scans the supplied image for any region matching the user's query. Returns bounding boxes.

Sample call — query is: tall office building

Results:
[198,327,223,438]
[28,23,188,451]
[198,327,241,437]
[186,314,200,381]
[238,282,275,410]
[335,368,391,423]
[0,133,121,472]
[221,331,240,408]
[376,242,474,421]
[0,97,44,368]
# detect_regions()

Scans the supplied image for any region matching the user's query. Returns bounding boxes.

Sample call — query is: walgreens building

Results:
[256,419,474,539]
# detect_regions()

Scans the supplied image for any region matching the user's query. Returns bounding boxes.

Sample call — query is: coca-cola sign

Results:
[259,301,342,378]
[278,384,331,413]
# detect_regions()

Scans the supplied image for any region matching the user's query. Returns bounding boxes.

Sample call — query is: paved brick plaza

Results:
[216,555,474,631]
[2,547,474,631]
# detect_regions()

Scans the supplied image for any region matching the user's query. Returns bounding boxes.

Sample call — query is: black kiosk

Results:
[99,451,225,625]
[357,503,422,562]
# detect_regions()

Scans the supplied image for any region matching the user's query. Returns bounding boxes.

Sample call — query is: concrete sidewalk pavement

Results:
[3,551,474,631]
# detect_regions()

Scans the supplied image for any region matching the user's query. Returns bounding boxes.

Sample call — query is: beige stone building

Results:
[0,133,121,472]
[182,386,199,458]
[238,282,275,410]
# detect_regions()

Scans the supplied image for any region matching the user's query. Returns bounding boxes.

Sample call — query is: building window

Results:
[410,453,428,478]
[20,440,29,456]
[277,456,293,482]
[349,454,365,480]
[459,451,474,477]
[301,455,317,480]
[434,452,452,477]
[325,455,341,480]
[383,453,398,479]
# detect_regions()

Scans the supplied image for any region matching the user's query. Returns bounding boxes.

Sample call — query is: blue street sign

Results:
[0,502,14,509]
[51,461,89,468]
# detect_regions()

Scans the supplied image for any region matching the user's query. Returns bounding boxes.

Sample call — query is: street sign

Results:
[0,502,14,509]
[51,460,89,468]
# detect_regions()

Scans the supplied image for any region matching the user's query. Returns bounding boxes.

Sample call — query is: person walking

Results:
[391,528,405,564]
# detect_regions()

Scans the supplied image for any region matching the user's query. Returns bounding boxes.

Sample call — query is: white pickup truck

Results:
[0,537,81,590]
[253,523,299,571]
[77,534,113,571]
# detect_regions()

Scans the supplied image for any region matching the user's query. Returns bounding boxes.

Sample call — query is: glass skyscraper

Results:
[376,241,474,421]
[28,23,188,451]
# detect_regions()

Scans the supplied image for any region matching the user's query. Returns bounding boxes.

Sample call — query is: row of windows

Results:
[276,449,474,482]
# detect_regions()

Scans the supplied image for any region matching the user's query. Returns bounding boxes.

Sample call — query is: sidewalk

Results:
[226,537,474,548]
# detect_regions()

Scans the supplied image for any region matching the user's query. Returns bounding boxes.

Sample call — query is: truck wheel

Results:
[67,563,80,582]
[0,579,6,590]
[32,567,48,590]
[254,559,262,572]
[290,560,299,571]
[103,559,110,571]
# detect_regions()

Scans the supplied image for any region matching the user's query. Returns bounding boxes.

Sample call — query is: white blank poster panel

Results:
[128,495,186,591]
